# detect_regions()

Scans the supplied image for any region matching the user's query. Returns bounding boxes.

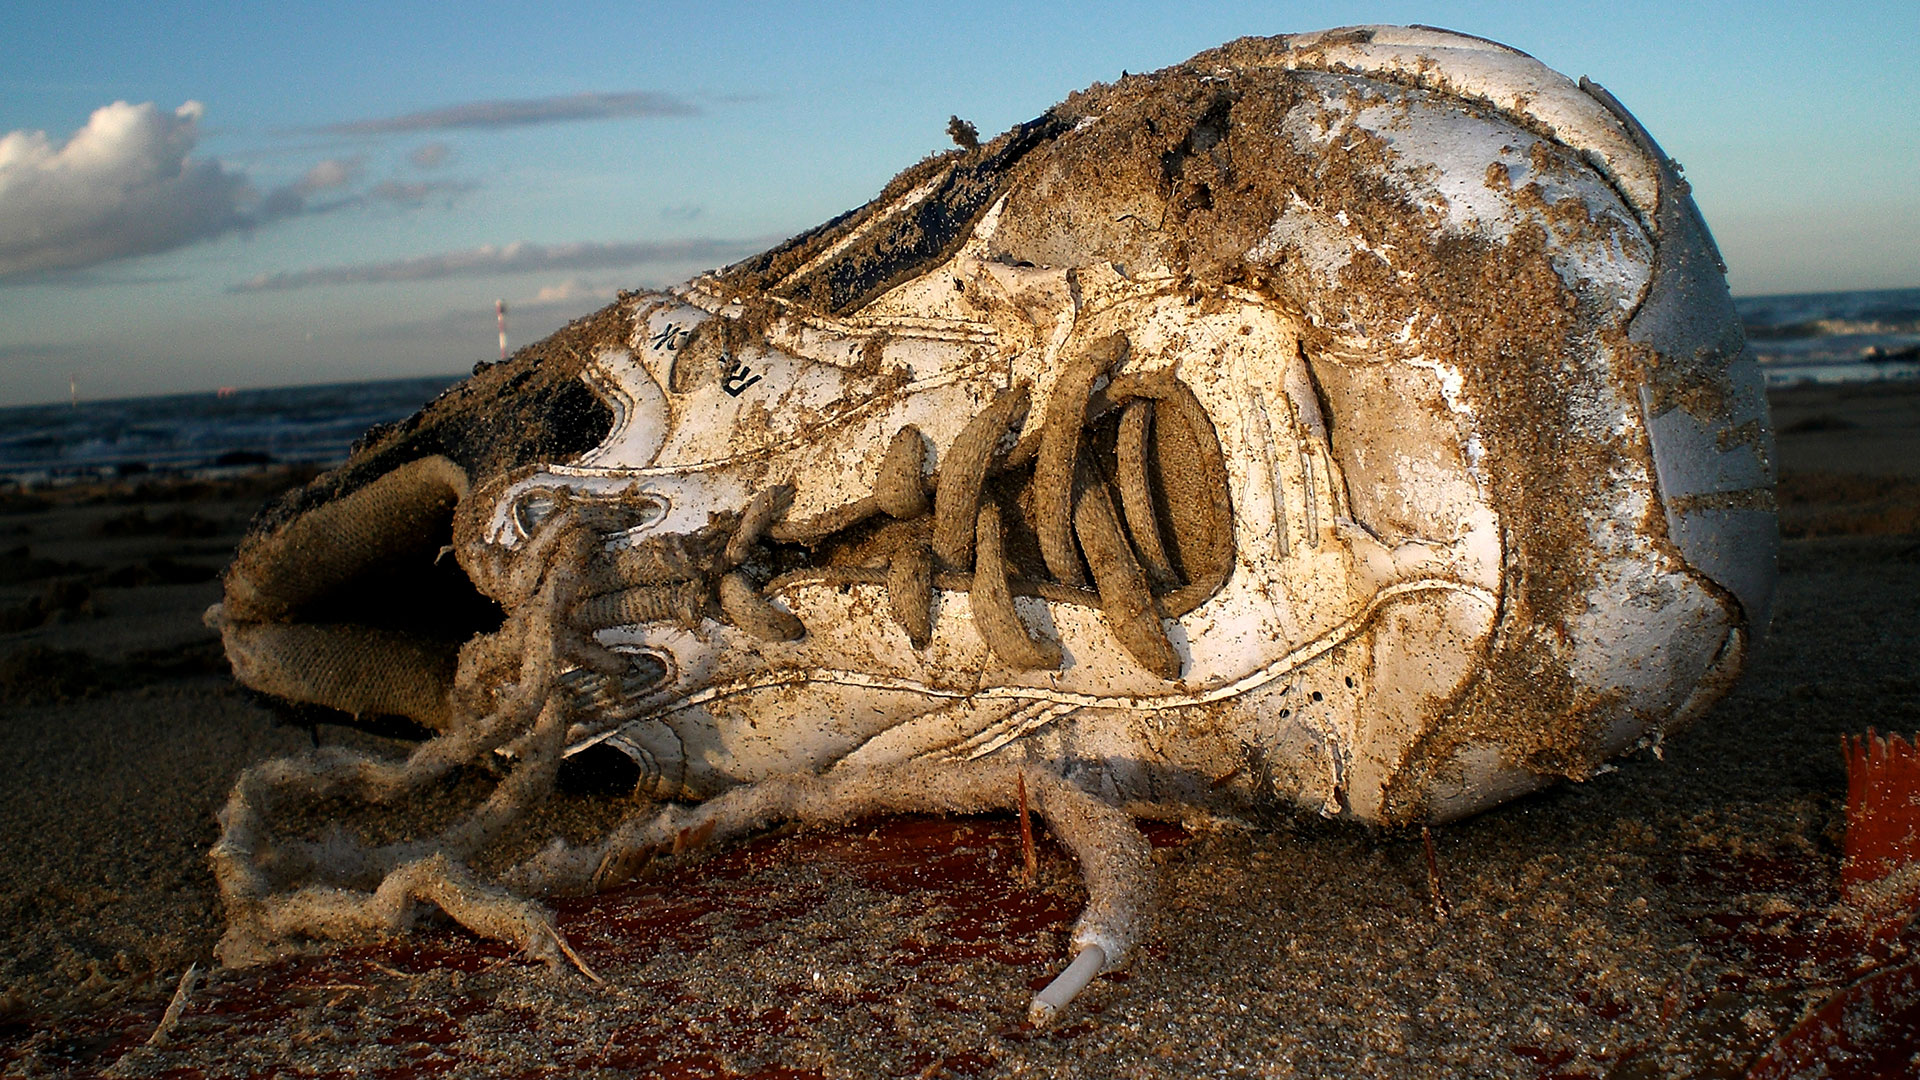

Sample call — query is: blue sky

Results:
[2,1,1915,406]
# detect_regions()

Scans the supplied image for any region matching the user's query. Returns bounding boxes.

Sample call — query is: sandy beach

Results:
[2,380,1917,1078]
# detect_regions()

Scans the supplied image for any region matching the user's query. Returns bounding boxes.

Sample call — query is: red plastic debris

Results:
[1745,960,1920,1080]
[1841,730,1920,903]
[1732,735,1920,1079]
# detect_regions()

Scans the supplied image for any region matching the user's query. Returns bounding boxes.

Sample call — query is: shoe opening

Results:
[217,455,504,733]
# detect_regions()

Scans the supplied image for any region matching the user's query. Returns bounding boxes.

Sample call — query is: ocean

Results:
[1737,286,1920,387]
[0,374,461,484]
[2,287,1915,483]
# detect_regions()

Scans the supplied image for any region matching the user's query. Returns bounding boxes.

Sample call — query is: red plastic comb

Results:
[1842,730,1920,903]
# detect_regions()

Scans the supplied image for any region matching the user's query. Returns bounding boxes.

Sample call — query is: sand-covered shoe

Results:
[207,25,1775,1022]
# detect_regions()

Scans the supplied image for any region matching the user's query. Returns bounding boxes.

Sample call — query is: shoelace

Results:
[551,330,1232,683]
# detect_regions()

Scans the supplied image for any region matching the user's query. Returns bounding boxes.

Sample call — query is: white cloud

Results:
[529,278,609,304]
[296,156,363,194]
[364,179,475,207]
[230,237,765,292]
[408,142,452,169]
[318,92,696,136]
[258,155,369,218]
[0,101,251,279]
[0,104,491,281]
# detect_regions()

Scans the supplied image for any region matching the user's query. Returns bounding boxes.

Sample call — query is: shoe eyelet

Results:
[512,487,559,537]
[556,648,677,719]
[510,486,671,542]
[610,492,670,540]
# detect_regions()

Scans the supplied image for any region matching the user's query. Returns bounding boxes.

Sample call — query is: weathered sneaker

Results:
[208,25,1776,1022]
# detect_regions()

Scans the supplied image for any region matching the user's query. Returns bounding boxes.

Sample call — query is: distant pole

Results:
[496,300,508,361]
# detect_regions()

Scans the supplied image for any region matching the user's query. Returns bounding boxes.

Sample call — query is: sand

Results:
[1,382,1917,1078]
